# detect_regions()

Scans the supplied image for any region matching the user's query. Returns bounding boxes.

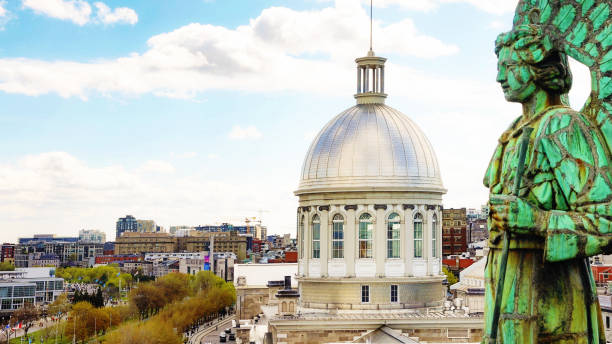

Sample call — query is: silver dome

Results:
[296,104,445,195]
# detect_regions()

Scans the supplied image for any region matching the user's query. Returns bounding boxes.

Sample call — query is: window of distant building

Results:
[390,284,398,303]
[414,213,423,258]
[312,215,321,259]
[387,213,400,258]
[332,214,344,259]
[361,285,370,303]
[359,213,373,258]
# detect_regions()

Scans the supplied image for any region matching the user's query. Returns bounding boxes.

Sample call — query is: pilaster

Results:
[345,206,356,277]
[405,208,414,277]
[303,207,311,277]
[375,205,386,276]
[320,206,329,277]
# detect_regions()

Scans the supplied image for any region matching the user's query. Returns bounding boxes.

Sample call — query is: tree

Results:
[94,288,104,308]
[443,266,458,285]
[0,262,15,271]
[103,319,181,344]
[12,304,40,338]
[49,293,72,318]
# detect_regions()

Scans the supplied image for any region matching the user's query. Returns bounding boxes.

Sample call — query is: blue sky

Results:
[0,0,592,242]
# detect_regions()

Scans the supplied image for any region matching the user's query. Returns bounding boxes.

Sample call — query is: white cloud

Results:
[22,0,137,26]
[228,126,263,140]
[22,0,92,26]
[207,154,218,159]
[0,1,11,30]
[361,0,517,15]
[0,152,296,241]
[488,20,509,30]
[0,1,8,18]
[94,2,137,25]
[139,160,175,174]
[177,152,198,159]
[0,0,457,99]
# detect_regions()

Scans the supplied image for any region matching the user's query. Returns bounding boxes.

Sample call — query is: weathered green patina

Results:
[484,1,612,343]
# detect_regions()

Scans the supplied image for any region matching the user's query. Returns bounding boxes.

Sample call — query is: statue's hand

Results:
[488,195,546,237]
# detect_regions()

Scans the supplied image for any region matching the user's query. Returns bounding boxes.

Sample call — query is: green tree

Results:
[49,293,72,317]
[442,266,458,285]
[0,261,15,271]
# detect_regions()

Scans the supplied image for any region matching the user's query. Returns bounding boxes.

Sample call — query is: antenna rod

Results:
[370,0,373,51]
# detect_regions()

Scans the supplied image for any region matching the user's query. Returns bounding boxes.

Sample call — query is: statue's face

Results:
[496,46,537,103]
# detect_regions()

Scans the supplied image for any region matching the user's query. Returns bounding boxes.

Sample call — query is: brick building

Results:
[442,208,468,256]
[1,244,15,264]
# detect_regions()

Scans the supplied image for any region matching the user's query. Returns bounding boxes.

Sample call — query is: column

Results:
[381,66,385,93]
[297,210,302,261]
[375,206,386,277]
[320,207,329,277]
[404,207,414,277]
[345,206,356,277]
[425,207,432,276]
[303,207,311,277]
[373,67,378,93]
[364,67,369,92]
[357,66,361,93]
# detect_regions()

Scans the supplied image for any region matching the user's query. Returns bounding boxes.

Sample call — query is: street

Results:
[189,315,236,344]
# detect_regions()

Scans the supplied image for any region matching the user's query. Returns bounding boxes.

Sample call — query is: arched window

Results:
[387,213,400,258]
[299,215,305,258]
[289,302,295,313]
[432,214,438,258]
[282,302,287,312]
[332,214,344,259]
[414,213,423,258]
[312,215,321,259]
[359,213,373,258]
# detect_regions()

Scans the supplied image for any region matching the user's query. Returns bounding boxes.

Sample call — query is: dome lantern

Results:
[354,51,387,105]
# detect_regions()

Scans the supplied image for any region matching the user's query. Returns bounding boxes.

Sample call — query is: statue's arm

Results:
[490,111,612,262]
[537,111,612,262]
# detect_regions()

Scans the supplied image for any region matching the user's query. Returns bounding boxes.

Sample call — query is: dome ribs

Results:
[297,104,444,194]
[380,104,407,176]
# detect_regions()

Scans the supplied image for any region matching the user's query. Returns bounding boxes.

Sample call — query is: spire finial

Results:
[369,0,373,52]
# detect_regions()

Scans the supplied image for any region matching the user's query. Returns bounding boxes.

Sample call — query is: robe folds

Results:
[483,106,612,343]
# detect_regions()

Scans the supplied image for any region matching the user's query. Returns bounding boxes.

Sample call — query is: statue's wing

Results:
[514,0,612,150]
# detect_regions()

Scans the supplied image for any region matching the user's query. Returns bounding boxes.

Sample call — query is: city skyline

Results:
[0,0,592,243]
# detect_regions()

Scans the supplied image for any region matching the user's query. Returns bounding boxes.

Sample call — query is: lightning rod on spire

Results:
[370,0,373,52]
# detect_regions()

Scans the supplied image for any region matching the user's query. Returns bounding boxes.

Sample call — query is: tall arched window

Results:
[332,214,344,259]
[299,215,305,258]
[359,213,373,258]
[414,213,423,258]
[432,214,438,258]
[387,213,400,258]
[312,215,321,259]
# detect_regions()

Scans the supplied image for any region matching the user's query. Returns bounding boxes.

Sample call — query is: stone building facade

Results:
[114,232,176,255]
[294,50,446,311]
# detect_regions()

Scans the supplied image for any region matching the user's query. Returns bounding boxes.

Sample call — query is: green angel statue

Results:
[483,1,612,343]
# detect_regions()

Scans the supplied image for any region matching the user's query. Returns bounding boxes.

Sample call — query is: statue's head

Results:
[495,24,572,103]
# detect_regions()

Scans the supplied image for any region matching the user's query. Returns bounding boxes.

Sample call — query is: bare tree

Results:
[12,304,40,338]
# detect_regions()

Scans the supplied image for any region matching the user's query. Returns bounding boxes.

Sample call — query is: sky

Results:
[0,0,593,243]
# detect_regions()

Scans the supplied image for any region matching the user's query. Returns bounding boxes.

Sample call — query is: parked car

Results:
[229,333,236,341]
[219,333,227,342]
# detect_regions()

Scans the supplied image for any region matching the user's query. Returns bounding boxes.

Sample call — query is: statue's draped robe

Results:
[484,105,611,343]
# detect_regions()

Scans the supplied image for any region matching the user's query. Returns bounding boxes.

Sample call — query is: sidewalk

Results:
[1,316,62,341]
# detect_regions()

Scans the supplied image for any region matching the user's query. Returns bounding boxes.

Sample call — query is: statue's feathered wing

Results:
[515,0,612,150]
